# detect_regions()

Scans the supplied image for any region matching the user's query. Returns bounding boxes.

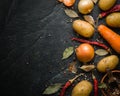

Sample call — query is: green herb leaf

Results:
[62,47,74,60]
[95,49,108,56]
[64,9,79,18]
[98,82,107,89]
[42,83,62,95]
[83,15,95,26]
[80,65,95,72]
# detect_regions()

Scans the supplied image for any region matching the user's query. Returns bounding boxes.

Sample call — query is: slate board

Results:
[0,0,120,96]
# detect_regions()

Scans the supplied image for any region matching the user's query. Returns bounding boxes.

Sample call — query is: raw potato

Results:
[71,80,93,96]
[97,55,119,72]
[78,0,94,14]
[98,0,116,11]
[73,20,94,38]
[106,12,120,28]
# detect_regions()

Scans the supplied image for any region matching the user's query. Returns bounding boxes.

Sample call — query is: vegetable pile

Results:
[43,0,120,96]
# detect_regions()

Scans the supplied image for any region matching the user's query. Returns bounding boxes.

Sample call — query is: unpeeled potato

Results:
[106,12,120,28]
[97,55,119,72]
[71,80,93,96]
[73,20,94,38]
[98,0,116,11]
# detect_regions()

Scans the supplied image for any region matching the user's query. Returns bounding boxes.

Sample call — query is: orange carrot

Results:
[58,0,63,2]
[98,24,120,54]
[63,0,75,7]
[58,0,75,7]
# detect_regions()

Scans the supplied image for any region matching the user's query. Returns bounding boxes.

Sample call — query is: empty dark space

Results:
[0,0,63,96]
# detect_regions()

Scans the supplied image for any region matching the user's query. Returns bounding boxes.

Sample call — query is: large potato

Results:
[106,12,120,28]
[72,20,94,38]
[97,55,119,72]
[98,0,116,11]
[71,80,92,96]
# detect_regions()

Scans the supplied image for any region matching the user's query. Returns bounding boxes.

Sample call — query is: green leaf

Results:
[83,15,95,26]
[62,47,74,60]
[64,9,79,18]
[42,83,62,95]
[80,65,95,72]
[95,49,108,56]
[98,82,107,89]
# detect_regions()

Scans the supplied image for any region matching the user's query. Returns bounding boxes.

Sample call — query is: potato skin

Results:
[72,20,94,38]
[98,0,116,11]
[106,12,120,28]
[71,80,92,96]
[97,55,119,72]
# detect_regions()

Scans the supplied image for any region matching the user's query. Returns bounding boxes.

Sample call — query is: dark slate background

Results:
[0,0,120,96]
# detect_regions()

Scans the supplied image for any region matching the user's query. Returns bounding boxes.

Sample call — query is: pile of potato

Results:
[71,0,120,96]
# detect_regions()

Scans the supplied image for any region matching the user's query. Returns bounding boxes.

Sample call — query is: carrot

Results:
[98,24,120,54]
[58,0,63,2]
[63,0,75,7]
[58,0,75,7]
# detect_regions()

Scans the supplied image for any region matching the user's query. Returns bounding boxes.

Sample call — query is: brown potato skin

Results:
[106,12,120,28]
[97,55,119,72]
[71,80,93,96]
[72,20,94,38]
[98,0,116,11]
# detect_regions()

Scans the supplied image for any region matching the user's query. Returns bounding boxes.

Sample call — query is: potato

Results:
[97,55,119,72]
[71,80,92,96]
[98,0,116,11]
[78,0,94,14]
[106,12,120,28]
[72,20,94,38]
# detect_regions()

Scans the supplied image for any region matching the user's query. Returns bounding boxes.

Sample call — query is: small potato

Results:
[97,55,119,72]
[98,0,116,11]
[71,80,92,96]
[106,12,120,28]
[73,20,94,38]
